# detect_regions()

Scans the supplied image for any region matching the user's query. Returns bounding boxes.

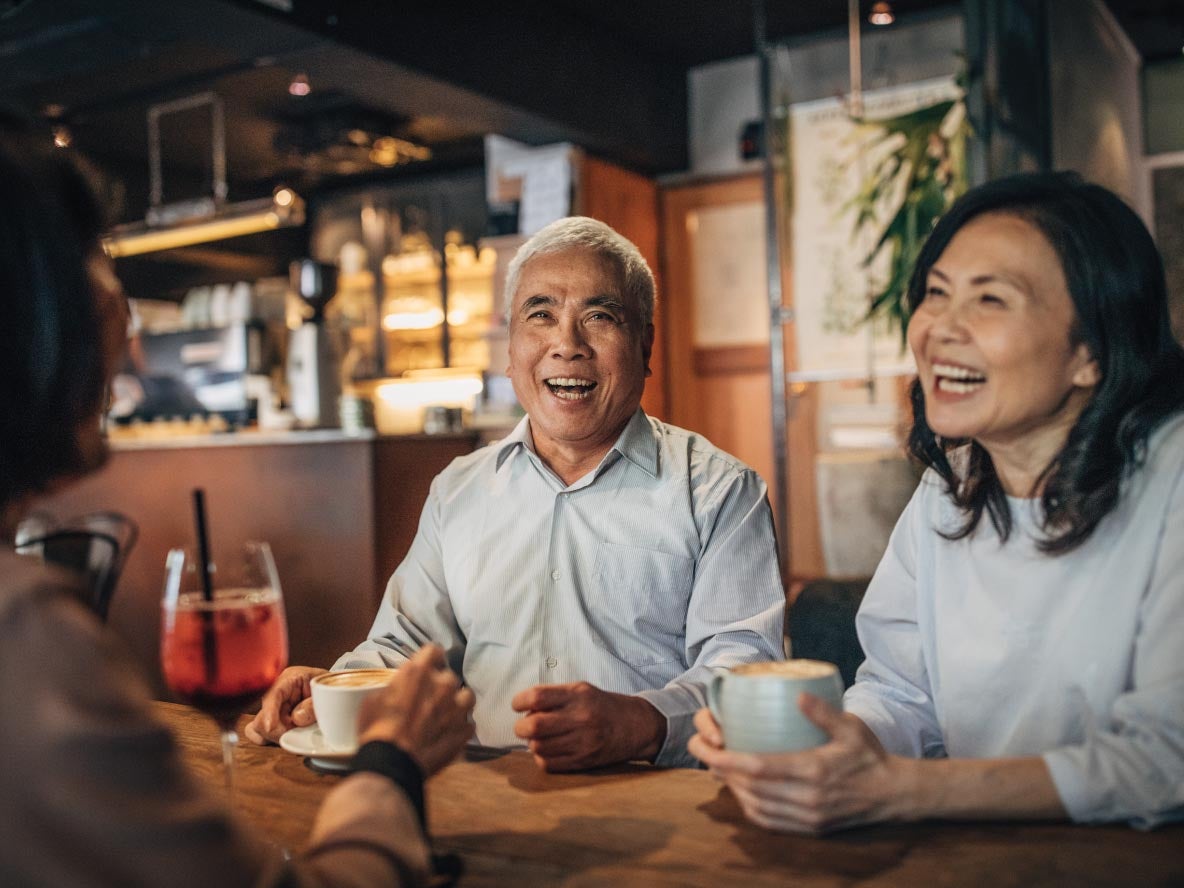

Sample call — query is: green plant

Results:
[848,93,971,344]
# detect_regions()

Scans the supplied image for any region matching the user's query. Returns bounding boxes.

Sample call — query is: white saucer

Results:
[279,725,356,772]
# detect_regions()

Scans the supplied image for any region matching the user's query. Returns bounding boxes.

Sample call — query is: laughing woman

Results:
[690,172,1184,831]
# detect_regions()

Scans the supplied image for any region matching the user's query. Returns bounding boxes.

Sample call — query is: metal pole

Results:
[360,198,389,375]
[848,0,864,116]
[849,0,877,403]
[755,0,792,583]
[435,193,451,368]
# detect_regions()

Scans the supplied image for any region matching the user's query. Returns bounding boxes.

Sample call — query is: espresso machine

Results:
[287,259,341,428]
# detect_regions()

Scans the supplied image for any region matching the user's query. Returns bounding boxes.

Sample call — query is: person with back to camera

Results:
[691,172,1184,831]
[0,116,475,887]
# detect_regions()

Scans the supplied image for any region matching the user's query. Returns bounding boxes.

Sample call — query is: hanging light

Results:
[101,93,308,258]
[868,2,895,26]
[102,187,305,258]
[288,73,311,97]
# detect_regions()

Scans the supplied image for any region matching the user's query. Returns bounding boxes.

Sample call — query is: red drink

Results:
[161,588,288,726]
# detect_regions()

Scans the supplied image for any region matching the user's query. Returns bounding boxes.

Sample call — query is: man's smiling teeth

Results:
[932,362,987,394]
[545,377,597,400]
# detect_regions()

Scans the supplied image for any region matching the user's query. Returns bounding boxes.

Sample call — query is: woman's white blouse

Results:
[843,414,1184,828]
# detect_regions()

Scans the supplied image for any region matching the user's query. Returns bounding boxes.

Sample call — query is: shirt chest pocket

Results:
[590,541,694,667]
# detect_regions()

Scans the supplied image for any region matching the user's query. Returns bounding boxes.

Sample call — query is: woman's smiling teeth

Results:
[932,362,987,394]
[545,377,598,400]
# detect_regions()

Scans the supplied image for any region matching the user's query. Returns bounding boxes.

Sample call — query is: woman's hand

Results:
[356,645,475,777]
[688,692,916,834]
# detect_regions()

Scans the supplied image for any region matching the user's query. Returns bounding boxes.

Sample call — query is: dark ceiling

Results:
[2,0,1181,214]
[546,0,1184,65]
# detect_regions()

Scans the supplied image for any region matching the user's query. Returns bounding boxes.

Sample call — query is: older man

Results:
[247,216,784,770]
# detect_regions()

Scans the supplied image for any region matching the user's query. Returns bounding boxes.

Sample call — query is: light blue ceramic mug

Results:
[707,659,844,753]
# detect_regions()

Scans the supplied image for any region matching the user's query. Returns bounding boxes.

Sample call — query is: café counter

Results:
[34,427,478,694]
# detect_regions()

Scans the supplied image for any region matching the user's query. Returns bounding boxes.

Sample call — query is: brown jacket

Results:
[0,549,430,887]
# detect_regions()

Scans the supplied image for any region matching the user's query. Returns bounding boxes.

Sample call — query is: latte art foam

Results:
[314,669,395,689]
[731,659,836,679]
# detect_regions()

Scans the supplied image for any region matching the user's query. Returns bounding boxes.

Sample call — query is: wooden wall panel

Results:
[661,175,824,578]
[579,155,667,419]
[371,435,479,610]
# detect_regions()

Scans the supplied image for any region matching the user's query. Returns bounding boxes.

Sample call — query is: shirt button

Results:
[551,569,561,581]
[545,657,558,669]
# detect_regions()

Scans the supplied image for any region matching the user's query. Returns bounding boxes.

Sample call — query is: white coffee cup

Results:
[707,659,843,754]
[310,668,396,752]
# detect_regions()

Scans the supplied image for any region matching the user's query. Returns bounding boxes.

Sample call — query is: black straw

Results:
[192,488,218,685]
[192,488,215,603]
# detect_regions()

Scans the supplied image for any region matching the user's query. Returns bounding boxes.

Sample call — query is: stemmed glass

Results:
[161,541,288,802]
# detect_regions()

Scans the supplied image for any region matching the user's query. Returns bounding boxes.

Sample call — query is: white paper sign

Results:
[790,77,961,380]
[485,135,574,236]
[690,202,769,348]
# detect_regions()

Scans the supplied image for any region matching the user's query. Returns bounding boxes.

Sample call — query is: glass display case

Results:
[311,168,494,380]
[379,235,496,375]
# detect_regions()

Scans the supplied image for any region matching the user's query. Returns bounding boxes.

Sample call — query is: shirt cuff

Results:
[1042,746,1184,830]
[1042,748,1092,824]
[635,685,703,768]
[842,688,934,758]
[353,741,426,829]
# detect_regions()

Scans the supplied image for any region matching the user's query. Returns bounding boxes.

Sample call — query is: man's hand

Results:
[511,681,666,772]
[687,692,910,834]
[357,645,475,777]
[243,665,326,745]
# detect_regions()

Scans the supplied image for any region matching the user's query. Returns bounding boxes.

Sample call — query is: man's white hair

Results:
[503,216,656,327]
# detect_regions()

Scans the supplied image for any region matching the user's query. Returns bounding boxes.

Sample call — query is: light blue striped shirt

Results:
[336,409,785,766]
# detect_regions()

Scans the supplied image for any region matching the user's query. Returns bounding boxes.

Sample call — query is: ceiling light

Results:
[382,307,445,331]
[102,189,305,258]
[368,135,433,167]
[868,2,894,26]
[369,137,400,167]
[288,73,311,97]
[51,124,71,149]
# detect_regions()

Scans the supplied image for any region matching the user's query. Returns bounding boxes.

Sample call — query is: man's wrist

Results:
[630,697,667,762]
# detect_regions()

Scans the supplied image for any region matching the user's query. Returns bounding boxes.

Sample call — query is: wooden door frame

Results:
[660,173,824,578]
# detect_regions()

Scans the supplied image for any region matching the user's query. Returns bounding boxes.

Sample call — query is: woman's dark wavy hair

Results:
[906,171,1184,554]
[0,114,109,509]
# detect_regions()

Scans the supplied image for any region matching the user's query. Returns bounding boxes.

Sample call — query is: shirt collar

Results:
[611,409,659,478]
[493,409,658,478]
[494,415,534,471]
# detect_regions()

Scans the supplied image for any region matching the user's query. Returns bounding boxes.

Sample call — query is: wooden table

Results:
[159,703,1184,887]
